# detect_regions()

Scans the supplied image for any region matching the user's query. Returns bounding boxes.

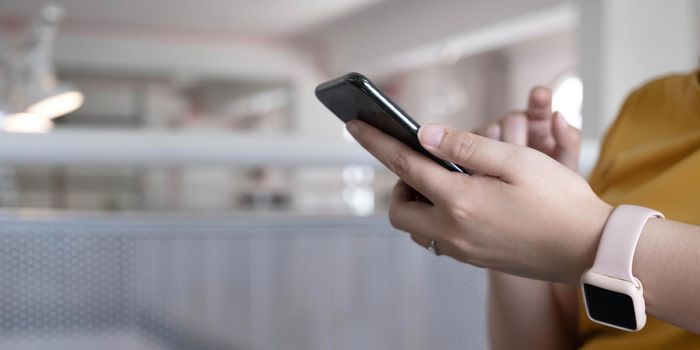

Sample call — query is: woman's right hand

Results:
[477,87,580,170]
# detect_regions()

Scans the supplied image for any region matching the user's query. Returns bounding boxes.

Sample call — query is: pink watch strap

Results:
[590,205,664,284]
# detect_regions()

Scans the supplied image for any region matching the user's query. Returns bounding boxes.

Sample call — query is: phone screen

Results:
[316,73,468,174]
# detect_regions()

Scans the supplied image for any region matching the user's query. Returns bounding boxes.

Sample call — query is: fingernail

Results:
[346,120,359,136]
[420,125,445,148]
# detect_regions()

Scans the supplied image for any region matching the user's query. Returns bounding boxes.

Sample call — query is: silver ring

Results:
[427,240,440,256]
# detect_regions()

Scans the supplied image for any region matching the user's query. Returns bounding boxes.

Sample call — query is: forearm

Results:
[488,271,577,350]
[633,218,700,333]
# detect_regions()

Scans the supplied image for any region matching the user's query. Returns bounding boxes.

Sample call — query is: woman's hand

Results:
[346,119,611,284]
[477,87,580,170]
[479,87,582,349]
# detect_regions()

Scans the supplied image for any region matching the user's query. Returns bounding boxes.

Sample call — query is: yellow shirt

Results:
[579,70,700,349]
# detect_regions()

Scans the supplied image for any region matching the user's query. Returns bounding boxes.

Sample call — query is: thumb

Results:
[419,124,523,181]
[551,112,581,171]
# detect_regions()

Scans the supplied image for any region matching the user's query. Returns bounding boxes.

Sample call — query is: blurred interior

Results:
[0,0,698,349]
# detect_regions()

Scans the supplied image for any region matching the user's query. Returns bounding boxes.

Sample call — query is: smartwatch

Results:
[580,204,664,331]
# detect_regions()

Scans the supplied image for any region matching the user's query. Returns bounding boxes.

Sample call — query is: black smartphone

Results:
[315,72,470,174]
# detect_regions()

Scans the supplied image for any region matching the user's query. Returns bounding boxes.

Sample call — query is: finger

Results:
[484,123,501,140]
[388,181,438,236]
[346,120,452,203]
[409,233,461,259]
[551,112,581,171]
[500,113,527,146]
[410,233,444,257]
[418,124,523,182]
[390,179,431,204]
[526,87,556,153]
[526,86,552,121]
[410,233,442,256]
[471,123,502,177]
[409,233,431,250]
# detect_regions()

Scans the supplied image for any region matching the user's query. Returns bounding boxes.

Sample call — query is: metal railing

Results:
[0,130,599,174]
[0,210,488,350]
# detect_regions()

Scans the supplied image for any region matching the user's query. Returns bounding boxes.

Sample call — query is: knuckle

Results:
[388,151,411,176]
[451,236,474,255]
[443,233,478,264]
[447,198,473,221]
[451,132,480,163]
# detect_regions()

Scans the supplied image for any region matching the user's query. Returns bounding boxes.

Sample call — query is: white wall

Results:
[313,0,568,75]
[577,0,700,138]
[505,32,577,111]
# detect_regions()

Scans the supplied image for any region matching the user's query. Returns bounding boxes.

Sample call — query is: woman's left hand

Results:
[346,120,612,284]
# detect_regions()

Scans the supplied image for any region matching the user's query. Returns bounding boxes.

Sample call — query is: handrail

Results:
[0,129,377,166]
[0,129,599,173]
[0,209,394,237]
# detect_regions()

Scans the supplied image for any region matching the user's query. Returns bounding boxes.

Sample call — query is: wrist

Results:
[580,204,664,331]
[571,200,614,284]
[631,217,663,312]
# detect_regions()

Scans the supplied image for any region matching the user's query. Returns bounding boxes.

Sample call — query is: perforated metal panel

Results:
[0,212,487,350]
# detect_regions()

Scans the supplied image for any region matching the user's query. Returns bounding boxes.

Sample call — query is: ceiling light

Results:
[26,86,85,119]
[1,113,54,133]
[0,4,84,125]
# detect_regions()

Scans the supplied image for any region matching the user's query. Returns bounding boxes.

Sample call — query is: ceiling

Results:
[0,0,384,37]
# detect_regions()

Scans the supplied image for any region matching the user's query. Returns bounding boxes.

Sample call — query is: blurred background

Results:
[0,0,697,349]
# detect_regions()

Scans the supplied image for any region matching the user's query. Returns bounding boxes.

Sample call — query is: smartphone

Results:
[315,72,470,174]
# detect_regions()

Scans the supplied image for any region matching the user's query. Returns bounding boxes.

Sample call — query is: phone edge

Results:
[316,72,470,175]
